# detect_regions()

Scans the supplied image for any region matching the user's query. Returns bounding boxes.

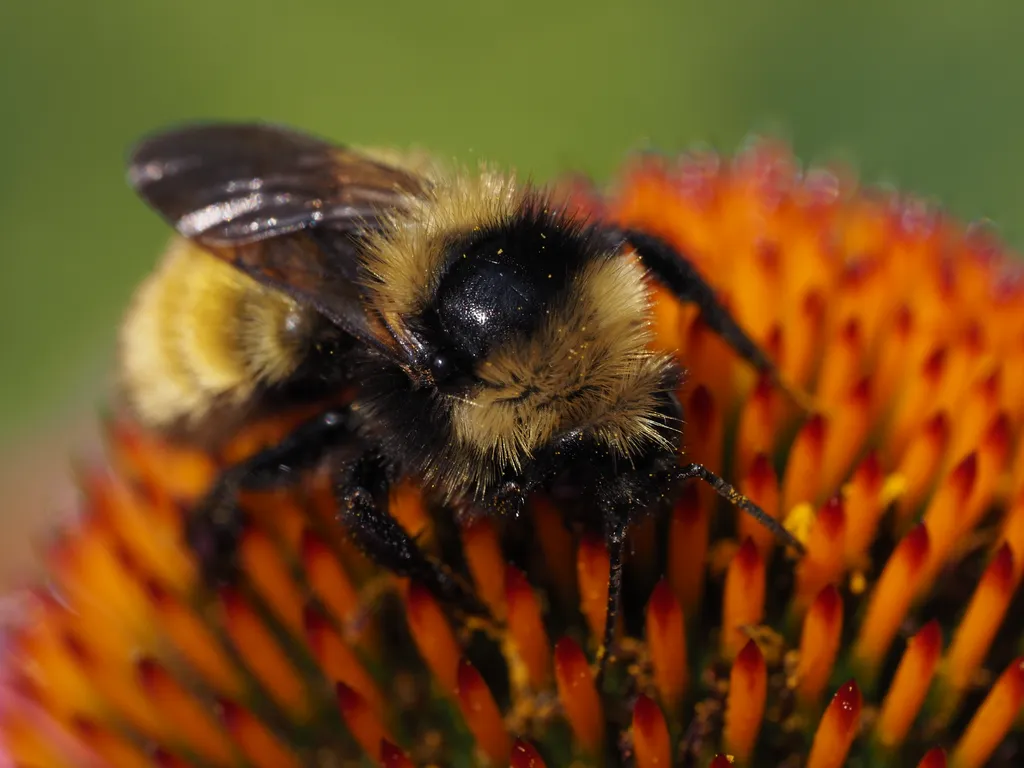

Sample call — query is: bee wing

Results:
[128,122,425,243]
[127,122,426,362]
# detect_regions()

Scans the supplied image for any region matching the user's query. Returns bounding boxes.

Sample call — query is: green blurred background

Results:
[2,0,1023,442]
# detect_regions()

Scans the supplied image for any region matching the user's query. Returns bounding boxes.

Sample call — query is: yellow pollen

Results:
[785,503,816,546]
[881,473,908,507]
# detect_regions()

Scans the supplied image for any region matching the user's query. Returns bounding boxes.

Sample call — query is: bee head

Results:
[363,180,676,477]
[409,207,674,473]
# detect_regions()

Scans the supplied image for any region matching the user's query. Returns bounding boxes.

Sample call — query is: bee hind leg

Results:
[186,408,355,586]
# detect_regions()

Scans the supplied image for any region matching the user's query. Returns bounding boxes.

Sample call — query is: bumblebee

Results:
[121,123,804,680]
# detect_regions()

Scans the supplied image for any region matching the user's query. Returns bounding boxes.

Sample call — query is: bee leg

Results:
[336,478,492,621]
[612,228,812,411]
[595,513,628,691]
[185,499,247,587]
[187,409,355,585]
[677,462,805,554]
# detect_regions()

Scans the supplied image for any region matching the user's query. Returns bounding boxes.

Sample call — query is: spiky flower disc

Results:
[1,139,1023,767]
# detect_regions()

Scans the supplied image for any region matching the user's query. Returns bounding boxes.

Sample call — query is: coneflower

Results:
[1,138,1021,767]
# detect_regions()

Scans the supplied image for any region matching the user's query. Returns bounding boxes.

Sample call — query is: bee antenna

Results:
[770,372,816,415]
[676,462,805,555]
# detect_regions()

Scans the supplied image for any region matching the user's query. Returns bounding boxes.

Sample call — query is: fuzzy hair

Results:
[118,238,311,428]
[359,166,676,489]
[449,253,677,478]
[360,165,524,325]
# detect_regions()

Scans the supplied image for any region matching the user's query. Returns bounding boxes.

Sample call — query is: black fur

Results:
[423,206,600,362]
[410,204,612,390]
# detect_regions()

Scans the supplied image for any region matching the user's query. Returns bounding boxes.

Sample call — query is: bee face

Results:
[359,192,678,480]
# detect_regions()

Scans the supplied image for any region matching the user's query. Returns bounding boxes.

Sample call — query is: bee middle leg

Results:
[335,488,491,620]
[334,453,491,620]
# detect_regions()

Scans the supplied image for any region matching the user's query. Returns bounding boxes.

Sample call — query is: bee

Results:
[121,122,805,681]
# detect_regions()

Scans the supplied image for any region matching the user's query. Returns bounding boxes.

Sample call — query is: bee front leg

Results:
[187,408,355,585]
[335,463,491,621]
[595,511,628,691]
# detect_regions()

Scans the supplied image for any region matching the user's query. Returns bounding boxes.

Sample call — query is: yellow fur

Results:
[361,167,523,320]
[119,238,309,428]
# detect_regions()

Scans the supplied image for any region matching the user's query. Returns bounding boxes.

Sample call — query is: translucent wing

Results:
[128,122,428,360]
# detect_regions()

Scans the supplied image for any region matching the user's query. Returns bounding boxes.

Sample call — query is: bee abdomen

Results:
[118,238,308,429]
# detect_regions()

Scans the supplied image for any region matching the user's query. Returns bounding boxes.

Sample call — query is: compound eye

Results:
[426,349,476,393]
[430,352,452,384]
